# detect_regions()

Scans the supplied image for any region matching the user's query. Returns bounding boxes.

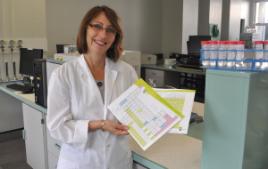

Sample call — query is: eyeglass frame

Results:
[88,23,117,35]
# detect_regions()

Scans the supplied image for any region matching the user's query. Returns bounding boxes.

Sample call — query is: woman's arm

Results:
[47,69,89,145]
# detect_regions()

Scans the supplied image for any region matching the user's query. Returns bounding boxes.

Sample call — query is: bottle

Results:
[262,41,268,70]
[209,41,218,67]
[253,41,263,70]
[218,41,228,68]
[235,41,245,69]
[201,41,210,67]
[226,41,236,68]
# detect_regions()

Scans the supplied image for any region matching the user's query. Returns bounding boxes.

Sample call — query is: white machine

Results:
[54,53,80,62]
[120,50,141,77]
[141,53,157,65]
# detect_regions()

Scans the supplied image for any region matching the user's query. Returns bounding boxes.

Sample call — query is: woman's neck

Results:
[84,53,105,80]
[85,53,105,66]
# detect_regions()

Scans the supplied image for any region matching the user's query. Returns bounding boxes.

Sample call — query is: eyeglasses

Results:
[89,23,117,35]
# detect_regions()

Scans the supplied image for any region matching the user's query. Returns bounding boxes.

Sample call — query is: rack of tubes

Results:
[200,49,268,72]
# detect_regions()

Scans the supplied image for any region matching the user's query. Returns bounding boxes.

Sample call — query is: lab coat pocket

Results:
[57,157,78,169]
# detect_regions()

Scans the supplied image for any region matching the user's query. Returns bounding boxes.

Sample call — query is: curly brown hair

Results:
[76,6,123,62]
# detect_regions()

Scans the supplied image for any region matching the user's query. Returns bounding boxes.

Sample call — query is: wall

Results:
[221,0,230,40]
[229,0,243,40]
[198,0,210,35]
[181,0,199,54]
[45,0,163,54]
[209,0,222,39]
[0,0,47,49]
[0,1,2,38]
[161,0,182,57]
[221,0,250,40]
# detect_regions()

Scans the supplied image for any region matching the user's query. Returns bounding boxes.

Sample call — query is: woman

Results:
[47,6,137,169]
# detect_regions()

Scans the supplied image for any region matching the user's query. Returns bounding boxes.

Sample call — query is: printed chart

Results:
[109,79,182,150]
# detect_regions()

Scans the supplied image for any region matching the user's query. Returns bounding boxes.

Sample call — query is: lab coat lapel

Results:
[79,55,104,108]
[104,58,118,118]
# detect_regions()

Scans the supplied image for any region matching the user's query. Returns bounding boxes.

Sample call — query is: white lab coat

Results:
[46,55,138,169]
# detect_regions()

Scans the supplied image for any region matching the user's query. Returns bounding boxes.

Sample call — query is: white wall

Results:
[229,0,243,40]
[229,0,250,40]
[181,0,199,54]
[0,0,47,49]
[46,0,163,54]
[210,0,222,39]
[0,1,3,38]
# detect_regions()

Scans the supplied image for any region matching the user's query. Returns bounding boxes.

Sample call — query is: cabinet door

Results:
[145,69,165,87]
[0,91,23,132]
[22,103,47,169]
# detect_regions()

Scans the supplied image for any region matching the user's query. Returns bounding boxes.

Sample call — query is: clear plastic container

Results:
[235,41,245,69]
[201,41,210,67]
[218,41,228,67]
[227,41,236,68]
[262,41,268,70]
[209,41,218,67]
[253,41,264,69]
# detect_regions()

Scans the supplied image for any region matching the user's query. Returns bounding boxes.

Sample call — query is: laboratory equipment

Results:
[33,59,47,107]
[6,48,43,92]
[9,40,16,80]
[0,40,5,82]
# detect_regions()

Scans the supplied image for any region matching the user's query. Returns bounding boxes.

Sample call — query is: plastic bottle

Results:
[227,41,236,68]
[218,41,228,68]
[262,41,268,70]
[209,41,218,67]
[201,41,210,67]
[235,41,245,69]
[253,41,264,70]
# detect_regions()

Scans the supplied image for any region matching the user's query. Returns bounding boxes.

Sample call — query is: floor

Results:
[0,130,32,169]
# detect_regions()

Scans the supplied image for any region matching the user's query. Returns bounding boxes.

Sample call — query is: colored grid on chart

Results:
[120,87,178,147]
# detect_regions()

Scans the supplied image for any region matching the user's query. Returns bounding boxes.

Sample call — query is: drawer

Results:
[47,131,61,157]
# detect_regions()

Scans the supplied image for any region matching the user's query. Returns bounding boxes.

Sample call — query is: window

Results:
[255,1,268,24]
[253,1,268,40]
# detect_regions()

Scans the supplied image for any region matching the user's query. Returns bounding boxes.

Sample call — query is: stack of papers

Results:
[108,79,195,150]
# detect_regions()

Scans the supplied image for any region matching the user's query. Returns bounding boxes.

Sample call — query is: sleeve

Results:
[46,68,89,145]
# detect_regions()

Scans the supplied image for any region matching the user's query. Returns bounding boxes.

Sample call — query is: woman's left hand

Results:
[102,120,129,135]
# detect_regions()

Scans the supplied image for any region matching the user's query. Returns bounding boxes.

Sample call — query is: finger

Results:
[115,130,129,135]
[115,124,128,131]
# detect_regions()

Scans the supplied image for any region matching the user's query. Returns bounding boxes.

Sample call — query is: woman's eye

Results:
[106,27,116,34]
[94,24,103,30]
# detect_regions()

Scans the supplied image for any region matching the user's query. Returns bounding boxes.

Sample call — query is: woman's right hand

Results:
[102,120,129,136]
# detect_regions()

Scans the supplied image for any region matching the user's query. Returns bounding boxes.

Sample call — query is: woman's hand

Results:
[102,120,129,135]
[88,120,129,135]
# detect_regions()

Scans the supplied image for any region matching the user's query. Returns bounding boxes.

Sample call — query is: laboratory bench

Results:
[0,81,204,169]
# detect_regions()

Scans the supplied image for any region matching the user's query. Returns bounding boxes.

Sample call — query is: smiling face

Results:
[86,12,116,58]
